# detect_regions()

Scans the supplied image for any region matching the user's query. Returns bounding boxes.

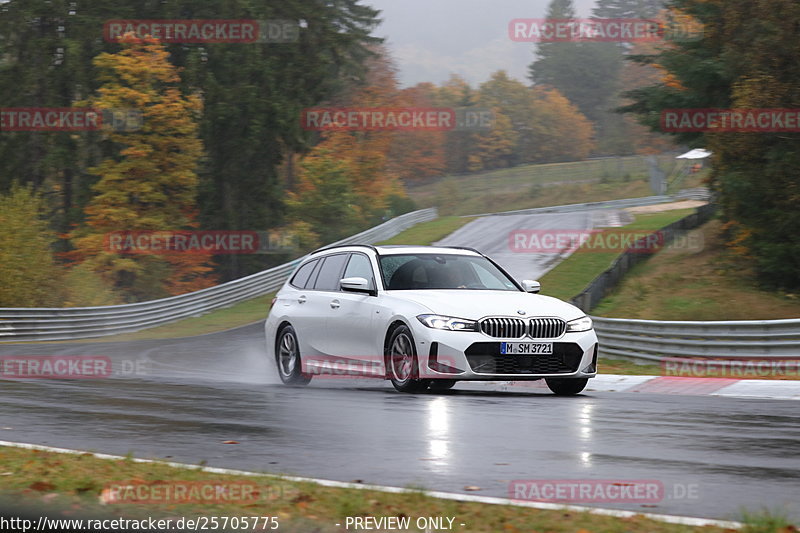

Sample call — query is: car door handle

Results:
[297,295,307,304]
[330,299,340,309]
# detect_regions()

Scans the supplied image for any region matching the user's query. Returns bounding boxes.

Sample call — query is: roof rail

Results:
[442,245,483,255]
[311,243,378,254]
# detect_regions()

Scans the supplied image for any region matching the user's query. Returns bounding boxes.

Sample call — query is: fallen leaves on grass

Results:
[28,481,55,491]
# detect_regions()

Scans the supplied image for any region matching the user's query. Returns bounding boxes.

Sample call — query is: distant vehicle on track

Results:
[265,245,597,395]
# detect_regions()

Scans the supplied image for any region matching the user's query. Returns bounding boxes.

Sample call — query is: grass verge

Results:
[0,446,753,533]
[593,219,800,321]
[408,158,707,217]
[538,209,696,302]
[376,215,475,246]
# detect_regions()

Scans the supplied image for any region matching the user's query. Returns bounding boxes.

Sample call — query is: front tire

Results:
[276,326,311,386]
[386,325,429,393]
[546,377,588,396]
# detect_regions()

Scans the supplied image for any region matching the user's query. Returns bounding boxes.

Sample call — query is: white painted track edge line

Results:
[0,440,742,530]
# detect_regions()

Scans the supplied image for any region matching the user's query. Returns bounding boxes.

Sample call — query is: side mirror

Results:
[340,277,376,296]
[521,280,541,293]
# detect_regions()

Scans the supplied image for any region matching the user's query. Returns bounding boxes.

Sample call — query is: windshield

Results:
[380,254,520,291]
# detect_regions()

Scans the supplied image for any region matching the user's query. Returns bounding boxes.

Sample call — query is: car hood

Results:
[388,290,585,321]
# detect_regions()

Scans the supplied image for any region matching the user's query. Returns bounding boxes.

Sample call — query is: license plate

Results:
[500,342,553,355]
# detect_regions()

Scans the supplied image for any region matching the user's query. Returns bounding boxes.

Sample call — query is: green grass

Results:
[407,155,707,217]
[407,155,676,207]
[599,358,662,376]
[539,209,695,302]
[376,215,475,246]
[0,446,752,533]
[592,219,800,321]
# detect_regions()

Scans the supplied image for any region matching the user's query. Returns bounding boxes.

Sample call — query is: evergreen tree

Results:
[528,0,628,154]
[622,0,800,289]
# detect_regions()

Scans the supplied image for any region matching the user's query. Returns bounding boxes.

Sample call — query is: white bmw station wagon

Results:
[265,245,598,395]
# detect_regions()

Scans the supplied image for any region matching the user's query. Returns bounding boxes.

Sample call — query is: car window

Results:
[343,253,376,289]
[380,254,519,291]
[289,259,318,289]
[470,261,515,290]
[312,254,349,291]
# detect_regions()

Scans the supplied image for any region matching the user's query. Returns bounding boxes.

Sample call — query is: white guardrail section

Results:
[593,317,800,362]
[463,188,711,218]
[0,208,438,342]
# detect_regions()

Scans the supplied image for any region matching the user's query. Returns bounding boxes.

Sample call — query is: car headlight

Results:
[566,316,593,333]
[417,314,477,331]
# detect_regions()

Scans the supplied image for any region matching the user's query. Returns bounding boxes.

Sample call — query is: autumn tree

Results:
[467,111,516,172]
[435,75,481,174]
[286,47,406,246]
[388,84,446,184]
[528,87,595,162]
[476,71,595,166]
[0,184,63,307]
[70,34,214,302]
[285,146,363,246]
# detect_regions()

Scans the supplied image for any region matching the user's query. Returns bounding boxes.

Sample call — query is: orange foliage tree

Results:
[287,48,409,245]
[388,83,446,184]
[70,34,215,301]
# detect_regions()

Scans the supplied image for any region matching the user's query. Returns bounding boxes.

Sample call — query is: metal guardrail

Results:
[0,208,437,342]
[593,316,800,362]
[463,188,710,218]
[463,194,671,218]
[461,187,711,217]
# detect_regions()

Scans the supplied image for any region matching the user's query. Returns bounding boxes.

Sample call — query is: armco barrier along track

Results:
[593,317,800,362]
[0,209,437,342]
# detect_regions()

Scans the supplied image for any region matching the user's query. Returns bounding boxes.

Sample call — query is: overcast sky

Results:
[364,0,598,88]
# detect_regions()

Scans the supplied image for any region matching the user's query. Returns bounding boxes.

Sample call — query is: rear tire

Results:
[276,325,311,386]
[386,325,429,393]
[546,377,588,396]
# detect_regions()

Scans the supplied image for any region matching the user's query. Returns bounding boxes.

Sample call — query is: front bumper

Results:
[409,322,598,381]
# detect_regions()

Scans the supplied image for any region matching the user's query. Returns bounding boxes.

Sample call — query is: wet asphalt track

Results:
[435,210,632,280]
[1,322,799,523]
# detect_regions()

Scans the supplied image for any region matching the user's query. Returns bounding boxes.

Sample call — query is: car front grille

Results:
[529,318,566,339]
[479,317,566,339]
[465,342,583,375]
[479,318,527,339]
